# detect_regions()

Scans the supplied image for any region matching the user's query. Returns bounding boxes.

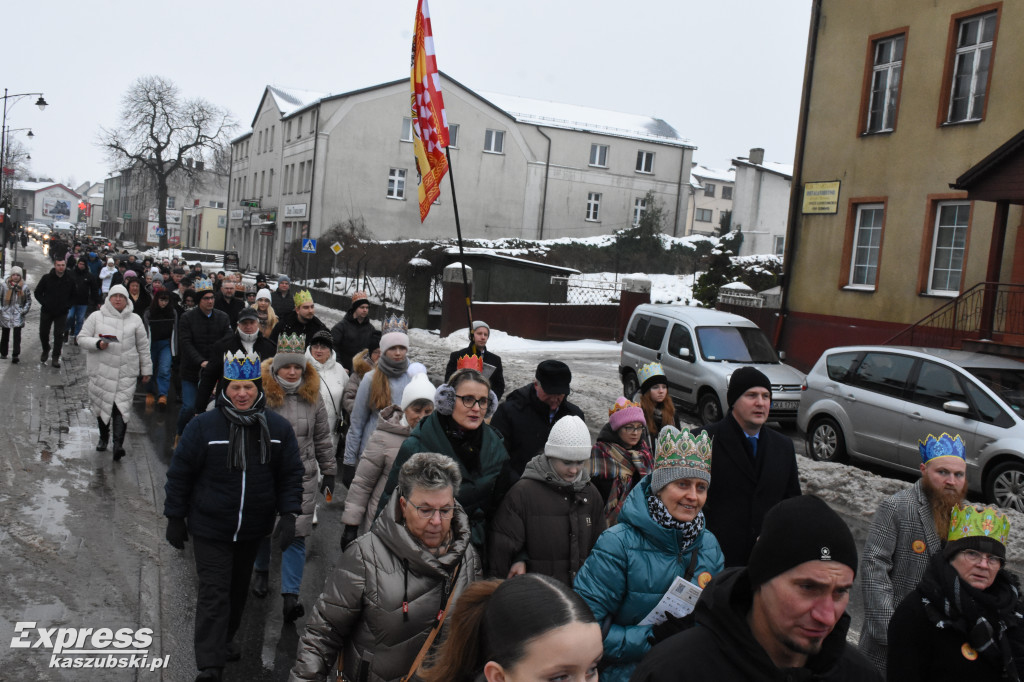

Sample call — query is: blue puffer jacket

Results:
[164,405,304,542]
[573,475,724,682]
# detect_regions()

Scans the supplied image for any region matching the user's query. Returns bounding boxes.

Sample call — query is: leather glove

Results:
[341,525,359,551]
[166,517,188,550]
[649,613,692,645]
[320,474,335,496]
[278,513,297,552]
[340,464,355,488]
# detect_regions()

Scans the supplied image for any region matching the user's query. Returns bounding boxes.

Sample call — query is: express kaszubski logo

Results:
[10,622,169,671]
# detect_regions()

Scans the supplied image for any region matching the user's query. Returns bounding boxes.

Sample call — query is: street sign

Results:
[330,242,342,255]
[301,239,317,253]
[123,213,132,219]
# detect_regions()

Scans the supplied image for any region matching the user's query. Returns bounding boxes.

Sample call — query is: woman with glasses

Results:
[590,397,655,526]
[887,504,1024,681]
[292,452,481,681]
[378,366,511,559]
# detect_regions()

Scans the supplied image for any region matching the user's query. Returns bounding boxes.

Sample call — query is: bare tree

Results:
[99,75,235,249]
[0,136,31,209]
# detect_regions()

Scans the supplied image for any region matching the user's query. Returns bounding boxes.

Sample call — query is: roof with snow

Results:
[444,247,580,274]
[732,156,793,179]
[268,85,330,118]
[13,181,81,197]
[691,164,735,183]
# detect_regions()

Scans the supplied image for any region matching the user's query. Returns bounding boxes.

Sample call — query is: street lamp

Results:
[0,89,46,276]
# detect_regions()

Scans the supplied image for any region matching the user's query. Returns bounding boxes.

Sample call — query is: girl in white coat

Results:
[78,285,152,460]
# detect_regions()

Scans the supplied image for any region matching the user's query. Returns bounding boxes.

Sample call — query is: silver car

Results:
[797,345,1024,510]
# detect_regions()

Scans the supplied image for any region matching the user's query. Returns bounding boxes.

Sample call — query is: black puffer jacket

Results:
[194,331,277,412]
[33,268,76,315]
[270,288,293,319]
[178,307,232,382]
[331,312,376,372]
[632,567,882,682]
[163,406,304,542]
[215,295,245,327]
[490,383,585,477]
[68,266,99,306]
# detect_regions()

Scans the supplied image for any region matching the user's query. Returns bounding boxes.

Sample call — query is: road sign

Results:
[123,213,132,219]
[301,238,317,253]
[330,242,342,255]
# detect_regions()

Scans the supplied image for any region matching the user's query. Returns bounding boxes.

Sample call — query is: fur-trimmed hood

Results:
[261,357,321,407]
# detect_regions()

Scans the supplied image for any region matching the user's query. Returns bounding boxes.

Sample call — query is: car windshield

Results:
[695,326,778,363]
[967,367,1024,414]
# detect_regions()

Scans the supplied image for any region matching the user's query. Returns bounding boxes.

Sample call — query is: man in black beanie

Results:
[699,366,800,567]
[633,495,881,681]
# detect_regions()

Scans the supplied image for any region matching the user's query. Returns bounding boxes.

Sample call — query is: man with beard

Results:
[857,432,967,674]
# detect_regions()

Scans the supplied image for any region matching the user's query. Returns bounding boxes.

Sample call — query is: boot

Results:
[111,410,127,461]
[251,571,269,598]
[96,418,109,452]
[282,594,304,623]
[145,394,155,410]
[195,668,222,682]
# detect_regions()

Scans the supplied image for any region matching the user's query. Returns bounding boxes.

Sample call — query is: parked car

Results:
[797,345,1024,510]
[619,304,805,425]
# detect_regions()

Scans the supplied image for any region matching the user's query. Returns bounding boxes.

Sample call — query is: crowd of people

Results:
[6,234,1024,682]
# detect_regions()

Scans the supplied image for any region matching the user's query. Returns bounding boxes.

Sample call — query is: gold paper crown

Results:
[456,354,484,372]
[609,398,642,417]
[276,332,305,355]
[948,504,1011,546]
[223,350,262,381]
[293,289,313,307]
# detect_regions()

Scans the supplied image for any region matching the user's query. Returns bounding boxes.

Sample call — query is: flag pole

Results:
[445,147,474,343]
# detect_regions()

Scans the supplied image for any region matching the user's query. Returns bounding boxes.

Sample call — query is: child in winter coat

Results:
[489,415,605,586]
[0,266,32,362]
[589,397,655,526]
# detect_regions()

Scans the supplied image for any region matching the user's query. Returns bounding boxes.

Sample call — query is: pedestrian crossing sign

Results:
[301,239,317,253]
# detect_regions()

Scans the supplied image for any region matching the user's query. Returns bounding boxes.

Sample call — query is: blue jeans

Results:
[149,339,172,397]
[65,304,88,337]
[177,380,198,435]
[253,535,306,595]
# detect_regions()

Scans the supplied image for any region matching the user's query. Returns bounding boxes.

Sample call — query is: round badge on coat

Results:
[912,540,926,554]
[697,571,712,588]
[961,643,978,661]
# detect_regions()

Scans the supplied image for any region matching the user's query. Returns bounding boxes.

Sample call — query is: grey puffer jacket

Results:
[341,405,411,534]
[261,359,337,537]
[0,277,31,328]
[290,494,481,682]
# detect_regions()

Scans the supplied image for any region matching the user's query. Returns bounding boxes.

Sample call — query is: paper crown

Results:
[609,397,642,417]
[194,278,213,293]
[654,426,713,485]
[382,314,408,335]
[223,350,262,381]
[276,332,305,356]
[919,433,966,464]
[456,354,484,372]
[293,289,313,307]
[637,362,667,391]
[948,504,1010,546]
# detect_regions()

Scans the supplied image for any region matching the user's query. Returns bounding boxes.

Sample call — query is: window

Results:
[722,186,733,200]
[387,168,407,199]
[590,144,609,168]
[704,182,716,198]
[296,163,304,194]
[668,324,694,361]
[286,121,292,141]
[309,110,316,134]
[851,351,914,398]
[484,129,504,153]
[269,125,275,150]
[401,117,414,142]
[912,361,969,411]
[866,34,904,133]
[773,235,785,256]
[586,192,601,221]
[268,169,274,197]
[627,315,668,351]
[209,201,224,209]
[257,131,262,154]
[947,11,997,123]
[825,351,861,383]
[929,201,970,294]
[297,115,303,138]
[260,171,265,197]
[167,196,176,209]
[850,204,884,287]
[633,197,647,227]
[448,123,460,148]
[636,151,654,173]
[695,208,713,222]
[304,162,313,192]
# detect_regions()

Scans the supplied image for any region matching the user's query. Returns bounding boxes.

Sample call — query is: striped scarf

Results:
[217,390,272,470]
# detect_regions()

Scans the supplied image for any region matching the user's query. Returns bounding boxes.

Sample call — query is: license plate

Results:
[771,401,799,410]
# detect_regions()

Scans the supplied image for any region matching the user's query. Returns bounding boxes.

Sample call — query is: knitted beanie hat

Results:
[544,416,592,462]
[608,397,645,431]
[401,372,436,410]
[308,329,334,348]
[727,366,772,407]
[651,425,712,493]
[255,289,272,302]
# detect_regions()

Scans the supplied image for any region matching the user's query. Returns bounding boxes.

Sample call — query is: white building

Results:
[11,181,81,225]
[730,148,792,256]
[688,164,735,236]
[228,75,695,273]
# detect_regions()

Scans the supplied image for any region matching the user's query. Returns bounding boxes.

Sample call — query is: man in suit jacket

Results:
[699,367,801,568]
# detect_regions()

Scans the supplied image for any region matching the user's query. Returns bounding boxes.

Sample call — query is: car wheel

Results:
[698,392,722,425]
[985,461,1024,512]
[622,371,640,400]
[808,417,848,463]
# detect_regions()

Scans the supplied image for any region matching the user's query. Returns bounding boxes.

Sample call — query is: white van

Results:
[619,304,806,425]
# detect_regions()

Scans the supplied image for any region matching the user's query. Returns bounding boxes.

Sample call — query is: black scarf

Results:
[918,550,1024,680]
[439,412,483,472]
[217,389,272,471]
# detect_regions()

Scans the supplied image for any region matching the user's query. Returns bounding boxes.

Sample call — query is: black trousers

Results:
[191,536,262,670]
[38,309,67,359]
[0,326,21,357]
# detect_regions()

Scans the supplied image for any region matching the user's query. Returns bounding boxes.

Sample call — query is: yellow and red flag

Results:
[410,0,449,221]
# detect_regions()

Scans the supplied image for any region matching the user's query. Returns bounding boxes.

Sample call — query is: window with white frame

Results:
[305,162,313,192]
[948,11,997,123]
[167,196,176,209]
[296,163,304,194]
[209,201,224,209]
[268,169,274,197]
[704,182,716,198]
[773,235,785,256]
[269,125,275,150]
[633,197,647,226]
[929,201,970,294]
[636,150,654,173]
[401,117,414,142]
[297,115,304,138]
[484,129,505,154]
[722,186,733,200]
[850,204,884,287]
[586,192,601,221]
[387,168,407,199]
[866,34,904,133]
[695,208,713,222]
[448,123,460,148]
[590,144,609,168]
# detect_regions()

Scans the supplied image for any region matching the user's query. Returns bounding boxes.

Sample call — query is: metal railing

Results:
[885,282,1024,348]
[550,276,623,305]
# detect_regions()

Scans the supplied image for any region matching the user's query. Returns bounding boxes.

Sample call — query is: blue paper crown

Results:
[223,350,262,381]
[194,278,213,293]
[919,432,966,464]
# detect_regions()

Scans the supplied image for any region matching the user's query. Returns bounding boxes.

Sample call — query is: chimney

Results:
[749,148,765,165]
[196,161,205,171]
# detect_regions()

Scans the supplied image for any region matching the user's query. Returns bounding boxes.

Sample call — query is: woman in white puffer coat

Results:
[304,329,348,454]
[78,284,152,461]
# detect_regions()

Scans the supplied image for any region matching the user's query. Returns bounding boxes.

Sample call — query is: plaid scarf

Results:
[590,437,654,525]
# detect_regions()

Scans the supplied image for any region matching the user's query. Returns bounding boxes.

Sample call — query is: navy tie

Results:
[747,436,758,458]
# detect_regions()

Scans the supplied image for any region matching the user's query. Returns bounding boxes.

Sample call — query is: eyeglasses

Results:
[406,502,455,520]
[620,424,645,433]
[959,549,1004,568]
[456,394,489,410]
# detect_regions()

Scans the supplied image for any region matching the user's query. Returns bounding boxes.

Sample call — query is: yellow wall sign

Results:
[802,181,841,214]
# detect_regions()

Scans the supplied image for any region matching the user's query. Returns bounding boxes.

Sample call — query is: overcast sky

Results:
[7,0,812,190]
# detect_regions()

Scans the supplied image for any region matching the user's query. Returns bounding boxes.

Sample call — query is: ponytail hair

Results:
[421,574,596,682]
[368,366,393,411]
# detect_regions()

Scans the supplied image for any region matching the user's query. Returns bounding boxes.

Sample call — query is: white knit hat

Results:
[544,416,592,462]
[255,289,271,302]
[401,372,436,410]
